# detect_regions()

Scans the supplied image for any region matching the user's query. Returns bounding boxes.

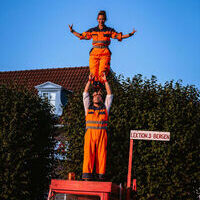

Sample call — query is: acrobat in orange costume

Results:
[80,26,122,83]
[82,104,108,180]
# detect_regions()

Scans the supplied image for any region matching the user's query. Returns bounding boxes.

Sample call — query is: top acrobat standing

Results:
[69,10,137,87]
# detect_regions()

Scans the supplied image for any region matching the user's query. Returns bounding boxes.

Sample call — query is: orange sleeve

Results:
[80,32,92,40]
[111,31,122,41]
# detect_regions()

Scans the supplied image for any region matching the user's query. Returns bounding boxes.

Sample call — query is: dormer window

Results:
[42,92,56,107]
[35,81,69,116]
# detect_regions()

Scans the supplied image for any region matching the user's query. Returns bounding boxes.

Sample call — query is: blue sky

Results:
[0,0,199,88]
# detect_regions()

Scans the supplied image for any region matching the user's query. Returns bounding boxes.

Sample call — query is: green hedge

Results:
[61,74,200,200]
[0,84,55,200]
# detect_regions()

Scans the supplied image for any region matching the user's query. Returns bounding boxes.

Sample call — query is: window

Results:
[42,92,56,106]
[42,92,48,99]
[49,92,56,107]
[55,141,68,160]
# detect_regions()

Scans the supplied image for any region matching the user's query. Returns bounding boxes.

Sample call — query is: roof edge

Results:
[0,66,89,73]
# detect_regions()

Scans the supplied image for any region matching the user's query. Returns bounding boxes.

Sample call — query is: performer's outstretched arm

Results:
[68,24,82,38]
[122,28,137,39]
[84,78,90,93]
[84,74,93,93]
[69,24,92,40]
[83,75,94,114]
[102,73,113,114]
[102,73,112,95]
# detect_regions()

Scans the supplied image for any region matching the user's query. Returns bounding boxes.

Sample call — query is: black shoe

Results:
[98,174,106,181]
[82,178,94,181]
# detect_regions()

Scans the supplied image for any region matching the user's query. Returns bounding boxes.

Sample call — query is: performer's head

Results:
[97,10,107,26]
[92,89,103,105]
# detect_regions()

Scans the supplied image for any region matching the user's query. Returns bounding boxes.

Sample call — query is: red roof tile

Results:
[0,67,90,92]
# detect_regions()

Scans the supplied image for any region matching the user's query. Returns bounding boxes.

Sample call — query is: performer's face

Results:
[97,15,106,26]
[93,91,103,104]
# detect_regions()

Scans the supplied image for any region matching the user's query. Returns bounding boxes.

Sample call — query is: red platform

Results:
[47,179,120,200]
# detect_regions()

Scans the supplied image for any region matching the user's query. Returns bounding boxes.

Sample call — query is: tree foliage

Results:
[0,84,55,200]
[62,74,200,199]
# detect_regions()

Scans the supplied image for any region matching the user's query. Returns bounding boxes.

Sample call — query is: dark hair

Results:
[97,10,107,21]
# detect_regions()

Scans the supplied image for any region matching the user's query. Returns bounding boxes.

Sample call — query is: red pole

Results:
[132,179,137,191]
[47,189,52,200]
[127,139,133,188]
[126,139,133,200]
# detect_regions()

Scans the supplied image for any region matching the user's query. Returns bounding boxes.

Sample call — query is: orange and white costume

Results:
[82,92,113,179]
[80,25,122,83]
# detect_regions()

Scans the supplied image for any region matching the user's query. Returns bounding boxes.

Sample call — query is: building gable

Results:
[35,81,63,90]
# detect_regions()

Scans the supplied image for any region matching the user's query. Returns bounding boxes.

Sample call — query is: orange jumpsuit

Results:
[80,25,122,83]
[82,104,108,180]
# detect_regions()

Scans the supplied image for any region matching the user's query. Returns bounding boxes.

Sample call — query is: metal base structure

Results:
[47,179,120,200]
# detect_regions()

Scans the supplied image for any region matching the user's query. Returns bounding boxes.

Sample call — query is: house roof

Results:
[0,67,90,92]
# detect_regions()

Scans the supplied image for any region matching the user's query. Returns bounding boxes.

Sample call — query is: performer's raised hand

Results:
[131,28,137,35]
[102,73,112,94]
[89,74,94,82]
[121,27,137,39]
[68,24,73,32]
[84,74,93,93]
[102,73,107,83]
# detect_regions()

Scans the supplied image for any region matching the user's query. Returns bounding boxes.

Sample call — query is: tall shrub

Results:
[0,84,55,200]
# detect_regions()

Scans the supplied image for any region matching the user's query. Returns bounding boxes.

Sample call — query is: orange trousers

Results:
[89,48,111,83]
[82,129,107,179]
